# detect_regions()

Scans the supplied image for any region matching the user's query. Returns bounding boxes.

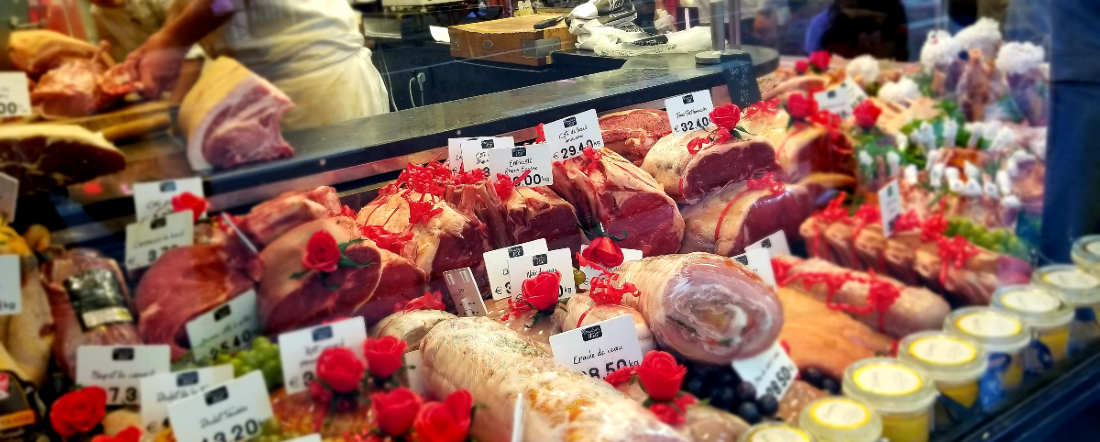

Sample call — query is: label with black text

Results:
[666,90,715,133]
[140,365,234,436]
[167,371,273,442]
[461,137,514,175]
[745,231,792,258]
[731,343,798,399]
[125,211,194,270]
[0,73,32,117]
[507,248,576,301]
[547,110,604,161]
[731,248,777,289]
[133,177,205,221]
[0,256,20,315]
[549,315,643,379]
[186,290,261,361]
[489,146,553,186]
[879,180,902,237]
[448,137,480,172]
[76,345,171,405]
[443,268,487,317]
[278,317,367,394]
[484,239,548,300]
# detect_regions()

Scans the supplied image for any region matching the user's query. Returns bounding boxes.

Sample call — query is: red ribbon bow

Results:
[582,146,603,174]
[403,192,443,226]
[936,235,979,288]
[575,253,641,327]
[782,269,900,331]
[361,225,414,255]
[395,291,446,313]
[745,99,781,117]
[809,192,849,258]
[494,170,532,200]
[714,173,786,243]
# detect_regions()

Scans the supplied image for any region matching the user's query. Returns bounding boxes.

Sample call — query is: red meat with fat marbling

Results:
[599,109,672,164]
[642,131,781,203]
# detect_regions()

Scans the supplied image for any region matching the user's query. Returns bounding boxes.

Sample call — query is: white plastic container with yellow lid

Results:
[992,285,1074,378]
[1070,235,1100,275]
[944,307,1030,412]
[842,358,937,442]
[896,331,986,430]
[737,422,815,442]
[798,397,882,442]
[1032,265,1100,357]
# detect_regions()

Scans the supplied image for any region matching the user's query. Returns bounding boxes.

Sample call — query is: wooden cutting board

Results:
[449,15,576,66]
[41,100,174,132]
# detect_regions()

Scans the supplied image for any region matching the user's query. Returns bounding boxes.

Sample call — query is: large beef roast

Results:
[237,186,343,249]
[0,124,125,195]
[642,130,781,203]
[739,107,855,183]
[445,180,581,252]
[599,109,672,164]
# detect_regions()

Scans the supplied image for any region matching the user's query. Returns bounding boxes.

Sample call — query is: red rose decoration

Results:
[302,230,341,273]
[785,93,818,121]
[649,403,686,425]
[636,351,687,402]
[415,390,473,442]
[171,191,208,222]
[50,386,107,437]
[708,104,741,131]
[581,237,625,268]
[316,347,365,393]
[364,336,408,379]
[853,99,883,130]
[794,59,809,75]
[604,366,636,387]
[308,379,333,403]
[92,426,142,442]
[809,50,831,72]
[371,387,423,437]
[521,271,562,311]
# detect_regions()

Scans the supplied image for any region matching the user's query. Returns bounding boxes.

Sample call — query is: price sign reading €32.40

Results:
[665,90,715,134]
[546,110,604,161]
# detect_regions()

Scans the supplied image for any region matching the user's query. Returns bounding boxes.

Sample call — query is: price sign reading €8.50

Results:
[547,110,604,161]
[665,90,715,134]
[549,315,644,379]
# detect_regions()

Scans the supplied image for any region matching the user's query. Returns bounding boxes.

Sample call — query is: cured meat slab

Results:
[617,253,783,364]
[777,287,892,380]
[641,131,781,203]
[0,124,125,195]
[236,186,343,249]
[599,109,672,164]
[178,57,294,170]
[421,317,686,442]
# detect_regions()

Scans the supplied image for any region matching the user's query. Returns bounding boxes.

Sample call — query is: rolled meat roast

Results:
[641,131,780,203]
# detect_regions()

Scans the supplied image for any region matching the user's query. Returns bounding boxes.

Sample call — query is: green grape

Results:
[573,269,586,287]
[977,232,999,250]
[262,419,281,436]
[230,358,245,374]
[241,351,260,367]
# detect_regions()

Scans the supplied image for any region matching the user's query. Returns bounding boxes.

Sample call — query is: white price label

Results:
[549,315,644,378]
[731,248,777,289]
[731,342,798,400]
[579,246,642,290]
[489,145,554,186]
[508,248,577,301]
[0,172,17,223]
[0,73,32,117]
[813,87,852,119]
[0,256,20,315]
[133,177,205,222]
[443,267,487,317]
[278,317,367,394]
[284,435,321,442]
[76,345,171,405]
[745,231,792,258]
[139,365,234,436]
[186,290,261,361]
[461,137,514,175]
[125,211,194,270]
[167,371,273,442]
[404,350,425,395]
[547,110,604,161]
[843,78,869,110]
[878,180,903,237]
[448,137,480,172]
[665,90,715,133]
[484,239,548,301]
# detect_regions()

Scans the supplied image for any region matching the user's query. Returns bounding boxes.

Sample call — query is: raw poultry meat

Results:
[617,253,783,364]
[7,30,105,75]
[134,245,254,361]
[0,124,125,195]
[739,105,856,183]
[615,382,750,442]
[774,256,949,339]
[553,294,656,353]
[680,173,854,257]
[420,316,687,442]
[178,57,294,170]
[641,131,780,203]
[369,309,457,351]
[551,148,685,257]
[599,109,672,164]
[776,287,892,380]
[41,249,140,379]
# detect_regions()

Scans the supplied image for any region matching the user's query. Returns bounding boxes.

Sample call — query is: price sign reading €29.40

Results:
[546,110,604,161]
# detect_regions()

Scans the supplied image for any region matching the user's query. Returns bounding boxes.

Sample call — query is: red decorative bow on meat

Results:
[404,192,443,226]
[395,291,446,313]
[808,192,850,257]
[936,235,979,288]
[493,170,532,200]
[810,110,851,154]
[582,146,603,174]
[714,173,786,243]
[361,225,414,255]
[745,99,781,117]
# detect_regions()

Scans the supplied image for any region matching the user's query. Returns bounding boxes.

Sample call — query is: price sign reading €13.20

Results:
[665,90,715,134]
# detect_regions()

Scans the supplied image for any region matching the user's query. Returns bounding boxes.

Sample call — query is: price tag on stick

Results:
[731,342,798,400]
[547,110,604,161]
[721,53,762,108]
[879,180,903,237]
[549,315,644,378]
[507,248,577,301]
[666,90,715,133]
[186,290,261,361]
[167,371,274,442]
[745,231,792,258]
[443,267,488,317]
[731,248,777,289]
[139,365,234,436]
[278,317,367,394]
[76,345,171,406]
[483,239,548,300]
[489,146,554,186]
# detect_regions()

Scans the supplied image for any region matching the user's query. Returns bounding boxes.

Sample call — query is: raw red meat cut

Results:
[599,109,672,164]
[617,253,783,364]
[31,58,115,119]
[0,124,125,195]
[7,30,105,75]
[178,57,294,170]
[739,105,855,183]
[641,130,781,203]
[680,173,854,257]
[551,148,685,257]
[236,186,343,249]
[41,249,140,379]
[444,179,581,252]
[257,217,382,334]
[345,248,429,325]
[135,245,254,360]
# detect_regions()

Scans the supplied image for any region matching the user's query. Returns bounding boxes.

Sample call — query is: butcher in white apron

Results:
[122,0,390,130]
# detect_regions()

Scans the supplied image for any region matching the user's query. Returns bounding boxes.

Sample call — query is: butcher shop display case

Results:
[0,1,1093,442]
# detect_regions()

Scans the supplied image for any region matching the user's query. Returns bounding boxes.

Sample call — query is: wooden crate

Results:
[448,15,576,66]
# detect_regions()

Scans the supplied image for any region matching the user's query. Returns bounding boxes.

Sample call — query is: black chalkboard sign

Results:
[721,53,762,108]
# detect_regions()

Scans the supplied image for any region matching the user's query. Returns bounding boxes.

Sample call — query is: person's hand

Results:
[126,32,189,100]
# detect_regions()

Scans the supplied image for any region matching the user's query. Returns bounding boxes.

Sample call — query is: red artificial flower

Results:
[712,127,732,145]
[302,230,341,273]
[371,387,423,437]
[649,403,686,425]
[50,386,107,437]
[581,237,625,268]
[396,291,446,313]
[309,379,333,403]
[708,104,741,131]
[786,93,818,121]
[171,191,207,222]
[361,225,414,255]
[794,59,809,75]
[414,390,474,442]
[853,100,883,130]
[809,50,831,72]
[91,426,142,442]
[636,351,687,402]
[534,123,546,143]
[604,366,637,387]
[521,271,562,311]
[686,137,708,154]
[341,205,357,218]
[316,347,366,393]
[364,336,408,379]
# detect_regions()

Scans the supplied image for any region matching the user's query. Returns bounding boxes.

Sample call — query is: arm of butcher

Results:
[553,294,656,353]
[128,0,236,99]
[777,287,892,380]
[421,317,687,442]
[615,382,750,442]
[640,130,780,204]
[617,253,783,364]
[369,309,458,352]
[776,256,949,339]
